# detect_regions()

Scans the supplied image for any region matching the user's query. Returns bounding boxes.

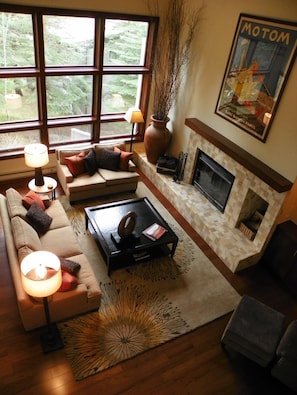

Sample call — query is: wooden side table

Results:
[28,176,57,200]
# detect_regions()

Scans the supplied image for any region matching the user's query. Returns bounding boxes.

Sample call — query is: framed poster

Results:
[215,14,297,142]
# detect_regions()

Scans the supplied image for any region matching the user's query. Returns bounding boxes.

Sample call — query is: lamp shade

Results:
[24,143,49,168]
[124,108,144,124]
[20,251,62,298]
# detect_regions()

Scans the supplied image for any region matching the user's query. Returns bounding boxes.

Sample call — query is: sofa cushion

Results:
[97,148,120,171]
[98,168,139,186]
[65,152,86,176]
[94,142,126,150]
[22,190,45,210]
[11,216,42,251]
[67,172,106,194]
[26,202,53,235]
[93,144,118,164]
[40,226,82,257]
[275,320,297,359]
[46,200,70,230]
[271,320,297,392]
[84,149,97,176]
[6,188,28,220]
[18,245,35,263]
[114,147,133,171]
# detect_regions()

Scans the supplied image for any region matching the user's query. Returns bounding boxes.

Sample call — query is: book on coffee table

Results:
[142,222,167,241]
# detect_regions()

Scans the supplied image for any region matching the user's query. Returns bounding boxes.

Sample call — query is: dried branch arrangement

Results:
[148,0,203,121]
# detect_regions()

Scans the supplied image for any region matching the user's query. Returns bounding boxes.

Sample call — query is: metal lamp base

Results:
[35,167,45,186]
[40,323,64,353]
[40,297,64,353]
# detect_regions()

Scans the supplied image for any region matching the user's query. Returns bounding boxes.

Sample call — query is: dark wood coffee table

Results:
[85,197,178,275]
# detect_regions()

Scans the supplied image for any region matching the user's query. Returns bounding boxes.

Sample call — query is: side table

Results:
[28,176,57,200]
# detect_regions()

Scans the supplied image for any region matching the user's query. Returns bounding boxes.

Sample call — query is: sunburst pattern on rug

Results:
[58,184,240,381]
[59,280,189,380]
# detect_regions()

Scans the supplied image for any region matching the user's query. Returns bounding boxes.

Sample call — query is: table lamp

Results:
[24,143,49,186]
[20,251,64,353]
[124,108,144,151]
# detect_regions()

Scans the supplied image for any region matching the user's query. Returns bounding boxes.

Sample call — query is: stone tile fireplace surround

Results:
[135,118,292,273]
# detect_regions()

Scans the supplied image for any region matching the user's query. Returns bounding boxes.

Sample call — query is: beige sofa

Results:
[0,188,101,331]
[56,142,139,202]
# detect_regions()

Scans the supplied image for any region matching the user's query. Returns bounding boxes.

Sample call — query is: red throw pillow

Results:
[114,147,133,171]
[22,190,45,210]
[65,152,86,176]
[58,271,78,292]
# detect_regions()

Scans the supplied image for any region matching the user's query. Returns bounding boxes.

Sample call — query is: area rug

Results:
[58,182,240,380]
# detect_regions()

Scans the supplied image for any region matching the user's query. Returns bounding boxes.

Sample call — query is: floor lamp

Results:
[24,143,49,186]
[124,108,144,152]
[20,251,64,353]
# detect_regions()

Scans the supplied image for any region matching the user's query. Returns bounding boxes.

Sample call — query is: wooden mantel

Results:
[185,118,292,193]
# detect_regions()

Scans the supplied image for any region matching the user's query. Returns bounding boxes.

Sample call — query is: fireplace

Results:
[136,118,291,272]
[192,150,235,213]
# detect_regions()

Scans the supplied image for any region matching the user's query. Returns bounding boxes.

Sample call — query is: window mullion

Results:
[92,16,105,142]
[33,12,48,146]
[0,6,157,156]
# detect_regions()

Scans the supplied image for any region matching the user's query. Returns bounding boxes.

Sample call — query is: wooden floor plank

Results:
[0,172,296,394]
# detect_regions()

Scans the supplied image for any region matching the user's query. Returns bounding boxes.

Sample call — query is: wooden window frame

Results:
[0,4,158,159]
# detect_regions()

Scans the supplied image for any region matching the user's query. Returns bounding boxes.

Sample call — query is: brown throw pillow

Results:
[97,148,120,171]
[59,257,81,275]
[84,149,97,176]
[22,190,45,210]
[114,147,133,171]
[26,202,52,235]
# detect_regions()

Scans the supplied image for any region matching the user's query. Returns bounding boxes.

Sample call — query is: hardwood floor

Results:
[0,172,296,395]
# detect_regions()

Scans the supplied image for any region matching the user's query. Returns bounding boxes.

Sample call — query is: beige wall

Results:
[0,0,296,184]
[170,0,297,183]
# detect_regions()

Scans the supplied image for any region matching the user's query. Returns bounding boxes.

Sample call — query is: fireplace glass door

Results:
[193,150,235,213]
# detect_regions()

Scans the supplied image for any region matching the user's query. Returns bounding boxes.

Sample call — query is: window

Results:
[0,5,157,156]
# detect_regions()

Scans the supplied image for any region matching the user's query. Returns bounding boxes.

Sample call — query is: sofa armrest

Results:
[56,160,73,197]
[0,195,33,310]
[128,159,137,171]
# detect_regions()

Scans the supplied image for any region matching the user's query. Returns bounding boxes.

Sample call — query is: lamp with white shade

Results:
[24,143,49,186]
[20,251,64,353]
[124,108,144,152]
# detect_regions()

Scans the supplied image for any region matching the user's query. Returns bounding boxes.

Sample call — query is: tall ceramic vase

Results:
[144,115,171,164]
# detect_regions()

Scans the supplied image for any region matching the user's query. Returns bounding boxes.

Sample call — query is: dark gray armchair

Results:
[221,295,297,392]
